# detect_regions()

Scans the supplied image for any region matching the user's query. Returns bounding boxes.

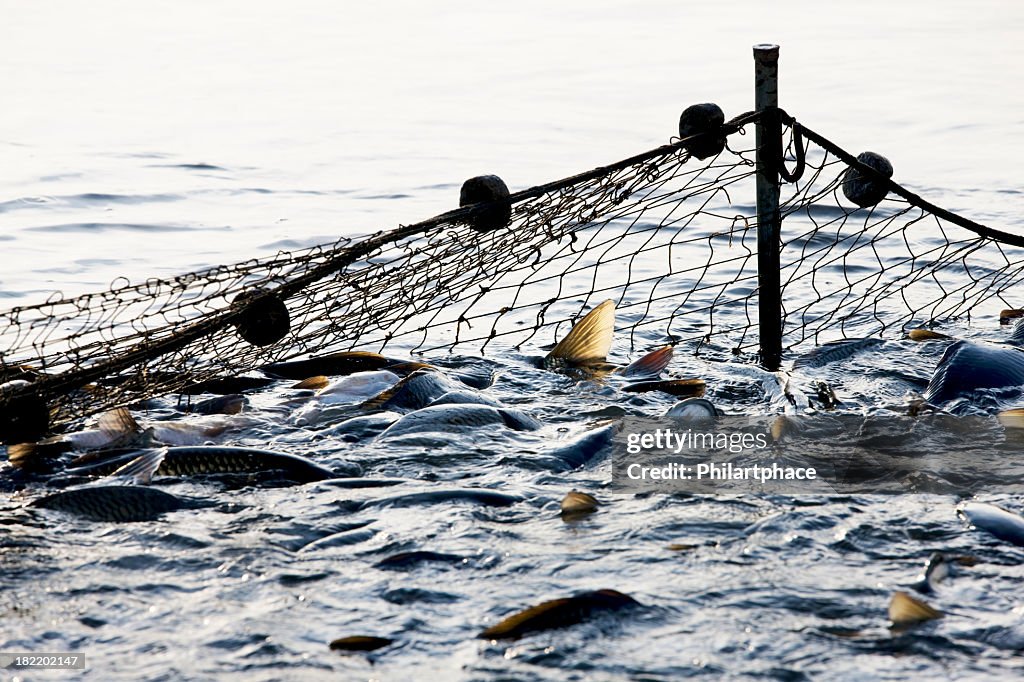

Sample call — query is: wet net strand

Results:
[2,108,1022,433]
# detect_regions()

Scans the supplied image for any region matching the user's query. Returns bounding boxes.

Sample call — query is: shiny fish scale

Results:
[68,447,337,482]
[159,448,336,481]
[31,486,189,522]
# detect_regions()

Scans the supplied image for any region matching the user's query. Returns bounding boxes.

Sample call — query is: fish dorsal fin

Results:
[108,448,168,485]
[293,375,330,390]
[98,407,142,437]
[359,376,411,412]
[619,346,673,378]
[384,361,434,375]
[358,368,438,412]
[546,300,615,365]
[888,591,942,626]
[105,426,158,450]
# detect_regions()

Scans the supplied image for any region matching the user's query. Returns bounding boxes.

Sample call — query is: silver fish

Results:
[958,502,1024,547]
[925,340,1024,404]
[666,397,719,421]
[378,404,541,439]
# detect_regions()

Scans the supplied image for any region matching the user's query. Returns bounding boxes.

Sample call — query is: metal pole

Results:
[753,43,782,370]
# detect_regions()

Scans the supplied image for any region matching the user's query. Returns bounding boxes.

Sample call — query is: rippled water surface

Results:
[4,2,1024,680]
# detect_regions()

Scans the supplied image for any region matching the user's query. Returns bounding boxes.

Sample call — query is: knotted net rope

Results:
[1,108,1021,436]
[766,114,1024,351]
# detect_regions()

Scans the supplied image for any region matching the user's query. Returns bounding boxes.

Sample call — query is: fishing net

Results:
[770,116,1024,350]
[2,107,1022,438]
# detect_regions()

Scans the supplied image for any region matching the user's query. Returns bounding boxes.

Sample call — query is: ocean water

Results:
[3,1,1024,679]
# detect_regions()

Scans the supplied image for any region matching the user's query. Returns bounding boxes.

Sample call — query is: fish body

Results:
[924,340,1024,403]
[324,412,401,440]
[792,337,885,369]
[317,371,402,405]
[291,370,402,425]
[1010,318,1024,345]
[666,398,719,420]
[907,329,952,342]
[7,409,160,472]
[57,408,153,450]
[67,446,338,483]
[263,351,421,380]
[181,394,247,415]
[328,636,393,652]
[361,369,461,413]
[147,417,247,446]
[959,502,1024,547]
[348,488,522,511]
[479,589,638,640]
[30,485,198,522]
[43,408,246,451]
[561,491,599,518]
[183,375,276,395]
[428,390,504,408]
[543,422,619,470]
[378,404,540,439]
[622,378,705,397]
[375,551,466,569]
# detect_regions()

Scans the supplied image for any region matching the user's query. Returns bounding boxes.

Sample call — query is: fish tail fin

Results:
[888,590,942,626]
[545,300,615,366]
[5,442,35,464]
[5,442,60,473]
[108,447,168,485]
[998,408,1024,429]
[619,345,673,378]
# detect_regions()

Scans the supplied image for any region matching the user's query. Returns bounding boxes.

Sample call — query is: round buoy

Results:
[231,289,290,347]
[842,151,893,208]
[460,175,511,232]
[678,103,726,160]
[0,381,50,444]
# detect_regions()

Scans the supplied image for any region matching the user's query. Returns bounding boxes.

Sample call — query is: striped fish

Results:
[67,446,338,483]
[30,485,202,522]
[792,337,885,369]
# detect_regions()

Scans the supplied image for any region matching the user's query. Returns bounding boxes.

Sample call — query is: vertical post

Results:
[753,44,782,370]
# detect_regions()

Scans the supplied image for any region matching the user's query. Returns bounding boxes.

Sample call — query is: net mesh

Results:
[769,118,1024,349]
[2,109,1022,433]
